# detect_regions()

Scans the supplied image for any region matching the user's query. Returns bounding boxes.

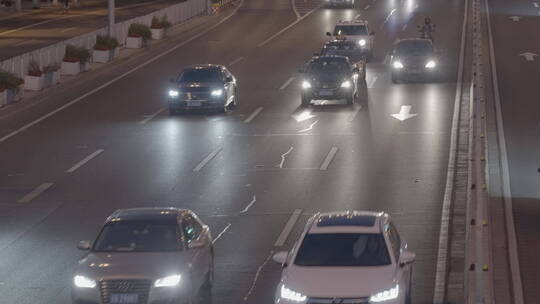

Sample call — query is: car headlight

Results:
[155,274,182,287]
[392,61,404,69]
[301,80,312,89]
[340,80,352,88]
[358,39,366,46]
[280,285,307,302]
[369,284,399,302]
[211,89,223,97]
[73,275,96,288]
[425,60,436,68]
[168,89,179,97]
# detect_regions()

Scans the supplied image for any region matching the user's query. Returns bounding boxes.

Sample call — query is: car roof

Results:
[106,207,188,223]
[324,40,357,47]
[308,211,388,234]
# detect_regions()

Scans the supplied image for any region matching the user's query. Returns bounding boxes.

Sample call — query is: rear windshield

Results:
[395,41,433,54]
[333,25,368,36]
[93,220,181,252]
[294,233,391,266]
[321,43,360,57]
[178,68,222,83]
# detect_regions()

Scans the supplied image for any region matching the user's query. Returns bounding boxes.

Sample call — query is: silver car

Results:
[72,207,213,304]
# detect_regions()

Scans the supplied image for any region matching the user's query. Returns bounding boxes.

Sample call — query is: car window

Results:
[178,68,222,83]
[333,25,368,36]
[395,41,433,54]
[93,220,181,252]
[322,44,362,60]
[387,223,401,261]
[182,214,203,243]
[294,233,391,266]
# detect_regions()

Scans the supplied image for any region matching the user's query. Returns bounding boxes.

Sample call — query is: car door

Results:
[181,213,207,288]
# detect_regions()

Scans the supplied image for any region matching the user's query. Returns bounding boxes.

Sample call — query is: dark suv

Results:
[167,64,237,114]
[299,56,360,106]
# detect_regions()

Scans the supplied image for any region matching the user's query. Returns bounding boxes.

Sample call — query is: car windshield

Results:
[307,60,350,77]
[93,220,181,252]
[294,233,391,266]
[178,68,222,83]
[333,25,368,36]
[395,41,433,55]
[321,44,361,60]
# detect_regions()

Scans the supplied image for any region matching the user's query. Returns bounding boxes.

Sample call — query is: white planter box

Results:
[24,74,44,91]
[93,49,114,63]
[126,36,143,49]
[151,28,165,40]
[113,47,120,58]
[0,89,6,107]
[61,61,81,76]
[53,70,60,84]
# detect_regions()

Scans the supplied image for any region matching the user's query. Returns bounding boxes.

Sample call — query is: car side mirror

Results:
[326,32,332,36]
[272,251,288,267]
[188,238,206,249]
[399,250,416,267]
[77,240,91,251]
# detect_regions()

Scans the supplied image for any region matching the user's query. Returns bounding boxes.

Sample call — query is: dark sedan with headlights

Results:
[299,56,360,106]
[167,64,237,114]
[390,38,439,83]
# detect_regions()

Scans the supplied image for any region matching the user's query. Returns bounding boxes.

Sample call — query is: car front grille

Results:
[307,297,370,304]
[182,92,211,100]
[99,279,151,304]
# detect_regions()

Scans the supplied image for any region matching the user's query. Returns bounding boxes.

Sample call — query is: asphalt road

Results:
[487,0,540,302]
[0,0,465,302]
[0,0,186,61]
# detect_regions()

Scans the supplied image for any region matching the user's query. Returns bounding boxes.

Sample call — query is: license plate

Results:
[110,293,138,304]
[319,90,333,96]
[188,101,202,107]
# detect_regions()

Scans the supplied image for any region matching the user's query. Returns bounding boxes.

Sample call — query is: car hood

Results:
[394,53,434,63]
[75,251,189,280]
[178,82,223,90]
[281,264,397,298]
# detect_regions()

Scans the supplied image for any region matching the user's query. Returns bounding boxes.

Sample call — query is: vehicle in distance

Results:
[168,64,237,114]
[390,38,439,83]
[324,0,355,8]
[273,211,416,304]
[299,56,361,106]
[326,19,375,60]
[319,39,367,82]
[72,207,213,304]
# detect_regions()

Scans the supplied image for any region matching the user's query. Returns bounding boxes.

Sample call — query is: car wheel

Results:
[301,95,311,106]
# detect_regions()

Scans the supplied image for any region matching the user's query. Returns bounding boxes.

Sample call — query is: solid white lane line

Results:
[402,23,408,31]
[243,250,274,301]
[0,17,70,36]
[244,107,264,123]
[433,0,469,300]
[277,147,294,169]
[348,105,362,122]
[193,147,222,172]
[0,0,245,145]
[364,4,370,9]
[298,120,318,133]
[279,77,295,90]
[14,39,34,46]
[140,107,165,124]
[18,183,53,203]
[229,56,244,66]
[367,76,378,88]
[66,149,104,173]
[319,146,338,171]
[212,223,232,244]
[240,195,257,214]
[274,209,303,247]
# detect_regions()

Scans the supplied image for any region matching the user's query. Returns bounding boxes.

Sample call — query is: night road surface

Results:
[0,0,464,302]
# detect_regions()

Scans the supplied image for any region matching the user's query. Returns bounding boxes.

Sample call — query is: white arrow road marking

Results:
[240,195,257,213]
[520,52,538,61]
[391,105,418,121]
[292,110,316,122]
[277,147,294,168]
[298,120,318,132]
[509,16,521,21]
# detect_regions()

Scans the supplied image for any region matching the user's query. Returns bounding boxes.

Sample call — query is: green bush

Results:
[0,70,23,90]
[64,45,91,64]
[128,23,151,40]
[151,16,171,29]
[94,35,119,50]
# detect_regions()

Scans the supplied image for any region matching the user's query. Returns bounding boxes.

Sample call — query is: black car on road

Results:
[320,39,367,83]
[168,64,237,114]
[299,56,361,106]
[390,38,439,83]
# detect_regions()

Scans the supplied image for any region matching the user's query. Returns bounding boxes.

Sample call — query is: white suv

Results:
[273,211,415,304]
[326,20,375,60]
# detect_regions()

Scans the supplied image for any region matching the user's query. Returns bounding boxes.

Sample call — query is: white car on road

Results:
[327,20,375,60]
[273,211,415,304]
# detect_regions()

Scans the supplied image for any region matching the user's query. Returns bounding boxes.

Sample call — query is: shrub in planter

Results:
[43,64,60,87]
[150,16,171,40]
[62,45,91,75]
[93,35,119,63]
[24,60,44,91]
[0,86,6,107]
[127,23,151,48]
[0,70,23,105]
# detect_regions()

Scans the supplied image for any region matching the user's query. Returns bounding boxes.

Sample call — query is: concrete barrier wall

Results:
[0,0,208,78]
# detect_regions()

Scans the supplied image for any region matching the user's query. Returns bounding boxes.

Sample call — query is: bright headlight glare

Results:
[211,89,223,97]
[393,61,404,69]
[301,81,312,89]
[358,39,366,46]
[280,285,307,302]
[341,80,352,88]
[74,275,96,288]
[155,274,182,287]
[425,60,436,68]
[369,284,399,302]
[168,90,179,97]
